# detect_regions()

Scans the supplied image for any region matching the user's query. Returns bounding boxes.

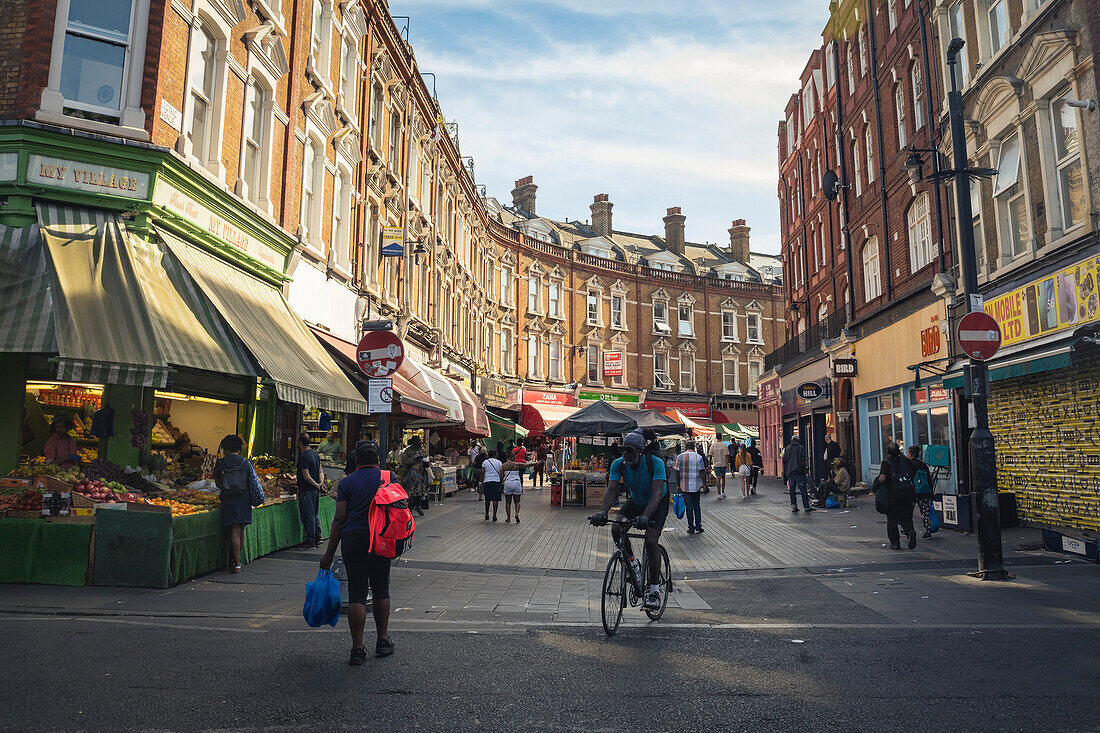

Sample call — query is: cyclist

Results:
[592,430,668,610]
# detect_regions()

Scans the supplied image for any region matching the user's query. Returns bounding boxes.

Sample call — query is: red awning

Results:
[520,403,579,436]
[449,378,491,436]
[310,327,449,421]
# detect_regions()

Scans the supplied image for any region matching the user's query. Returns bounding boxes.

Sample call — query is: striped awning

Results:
[0,220,55,353]
[160,227,367,414]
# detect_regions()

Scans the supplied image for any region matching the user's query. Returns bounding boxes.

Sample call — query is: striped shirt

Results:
[675,450,706,493]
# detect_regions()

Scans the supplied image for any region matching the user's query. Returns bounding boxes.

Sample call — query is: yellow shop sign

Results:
[984,253,1100,347]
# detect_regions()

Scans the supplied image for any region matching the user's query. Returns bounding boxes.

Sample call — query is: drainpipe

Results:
[832,39,857,323]
[866,0,893,300]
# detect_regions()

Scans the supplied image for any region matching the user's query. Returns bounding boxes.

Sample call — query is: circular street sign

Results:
[356,331,405,377]
[957,311,1002,361]
[796,382,824,400]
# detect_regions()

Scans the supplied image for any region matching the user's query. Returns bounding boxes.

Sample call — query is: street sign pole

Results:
[947,39,1006,580]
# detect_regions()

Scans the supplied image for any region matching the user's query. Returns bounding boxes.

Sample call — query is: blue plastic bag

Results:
[825,496,839,509]
[929,500,940,534]
[303,568,341,628]
[672,493,686,519]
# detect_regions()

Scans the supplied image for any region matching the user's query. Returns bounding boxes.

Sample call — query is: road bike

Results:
[589,513,672,636]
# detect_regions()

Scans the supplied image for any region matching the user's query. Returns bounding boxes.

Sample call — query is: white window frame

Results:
[338,34,359,117]
[947,1,969,87]
[549,339,562,381]
[846,44,855,95]
[858,25,868,76]
[528,275,542,314]
[746,313,762,344]
[677,303,694,338]
[300,132,325,248]
[862,237,881,301]
[369,82,384,150]
[500,266,513,306]
[970,179,986,273]
[722,358,738,394]
[653,300,671,334]
[587,289,602,326]
[992,132,1030,262]
[654,351,673,390]
[1046,92,1087,233]
[887,0,897,31]
[548,281,563,318]
[587,345,602,385]
[387,107,403,173]
[912,64,925,131]
[238,72,275,211]
[747,360,762,395]
[987,0,1009,57]
[527,335,542,378]
[907,192,933,273]
[721,310,738,342]
[895,83,907,150]
[852,139,863,196]
[679,355,695,393]
[330,165,353,274]
[501,327,513,375]
[611,295,625,330]
[865,126,875,184]
[364,202,380,286]
[309,0,332,85]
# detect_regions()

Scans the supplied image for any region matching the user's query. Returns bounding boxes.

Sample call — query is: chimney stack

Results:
[728,218,751,263]
[663,207,686,256]
[511,175,537,214]
[590,194,613,237]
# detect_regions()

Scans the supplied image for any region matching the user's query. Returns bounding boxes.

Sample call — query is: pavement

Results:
[2,477,1099,731]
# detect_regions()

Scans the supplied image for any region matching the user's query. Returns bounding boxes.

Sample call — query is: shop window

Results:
[679,356,694,392]
[721,310,738,341]
[654,352,672,389]
[678,304,694,337]
[993,133,1029,260]
[1048,93,1086,231]
[611,295,624,329]
[746,313,761,343]
[549,339,562,381]
[862,237,881,301]
[907,192,933,272]
[653,300,670,333]
[911,64,924,130]
[240,83,268,205]
[528,275,542,314]
[722,359,738,393]
[865,389,903,468]
[894,84,907,150]
[587,346,601,384]
[187,25,218,164]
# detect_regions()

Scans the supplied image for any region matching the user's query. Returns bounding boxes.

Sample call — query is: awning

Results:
[0,220,54,353]
[663,409,716,438]
[544,400,637,437]
[310,327,448,421]
[159,227,366,413]
[488,411,528,448]
[716,423,759,441]
[632,409,688,436]
[398,357,464,422]
[942,331,1079,389]
[520,403,579,436]
[448,379,490,436]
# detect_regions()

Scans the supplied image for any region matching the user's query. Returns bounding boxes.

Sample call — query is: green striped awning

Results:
[0,221,55,353]
[159,227,367,414]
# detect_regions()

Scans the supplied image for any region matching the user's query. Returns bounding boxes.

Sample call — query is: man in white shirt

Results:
[708,439,730,499]
[676,445,708,533]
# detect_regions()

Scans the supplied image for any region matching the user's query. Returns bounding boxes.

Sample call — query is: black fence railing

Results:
[764,309,848,371]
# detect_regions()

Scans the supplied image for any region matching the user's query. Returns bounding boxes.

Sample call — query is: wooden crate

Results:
[1,477,32,488]
[585,483,609,507]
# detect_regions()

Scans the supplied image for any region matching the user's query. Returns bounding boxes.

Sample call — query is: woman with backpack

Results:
[501,455,535,523]
[214,434,265,574]
[733,443,753,499]
[874,442,918,550]
[908,445,935,539]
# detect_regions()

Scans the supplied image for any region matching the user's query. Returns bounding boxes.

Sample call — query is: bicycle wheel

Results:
[601,552,626,636]
[643,545,672,621]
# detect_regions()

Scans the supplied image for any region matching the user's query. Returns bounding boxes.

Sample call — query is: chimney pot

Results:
[727,218,751,264]
[511,175,538,214]
[590,193,614,236]
[662,206,686,256]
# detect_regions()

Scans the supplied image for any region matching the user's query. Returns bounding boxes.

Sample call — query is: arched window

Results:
[862,237,881,301]
[907,193,933,272]
[911,64,924,130]
[894,84,907,149]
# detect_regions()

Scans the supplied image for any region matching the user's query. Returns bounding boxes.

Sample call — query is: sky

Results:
[390,0,830,255]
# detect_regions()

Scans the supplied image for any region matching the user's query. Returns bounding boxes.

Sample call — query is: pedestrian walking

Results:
[481,452,504,521]
[875,443,918,550]
[676,442,707,533]
[399,436,428,516]
[501,455,534,523]
[908,445,935,538]
[747,439,763,494]
[708,437,729,499]
[319,442,395,664]
[472,446,488,499]
[532,440,548,487]
[214,434,264,573]
[733,443,753,499]
[781,434,814,513]
[466,440,480,490]
[345,430,376,475]
[512,441,528,486]
[296,433,324,547]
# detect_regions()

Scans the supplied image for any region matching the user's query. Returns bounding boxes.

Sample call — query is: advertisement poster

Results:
[603,351,623,377]
[984,253,1099,347]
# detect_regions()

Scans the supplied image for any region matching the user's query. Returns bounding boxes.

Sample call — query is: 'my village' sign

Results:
[28,155,149,199]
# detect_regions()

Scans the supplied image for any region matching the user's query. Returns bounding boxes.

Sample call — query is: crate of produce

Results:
[0,477,31,488]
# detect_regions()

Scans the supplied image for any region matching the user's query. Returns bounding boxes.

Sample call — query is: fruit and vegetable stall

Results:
[0,456,334,588]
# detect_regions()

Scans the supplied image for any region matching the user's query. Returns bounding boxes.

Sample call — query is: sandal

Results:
[231,564,242,574]
[349,648,367,666]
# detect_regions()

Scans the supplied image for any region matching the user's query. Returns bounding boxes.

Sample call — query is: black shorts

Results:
[341,529,391,604]
[618,494,669,532]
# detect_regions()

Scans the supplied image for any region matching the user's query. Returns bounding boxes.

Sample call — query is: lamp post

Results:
[944,38,1007,580]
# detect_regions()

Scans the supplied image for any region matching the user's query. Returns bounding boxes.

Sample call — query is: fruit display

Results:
[83,459,125,483]
[152,421,174,445]
[134,497,201,516]
[130,409,151,449]
[10,490,44,511]
[73,479,128,504]
[167,488,220,509]
[253,455,294,473]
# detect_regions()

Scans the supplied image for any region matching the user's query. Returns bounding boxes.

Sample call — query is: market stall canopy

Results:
[520,403,579,437]
[398,358,464,424]
[543,400,637,438]
[715,423,760,442]
[488,411,528,448]
[632,409,689,436]
[663,409,716,438]
[159,227,365,413]
[310,327,448,421]
[437,378,491,437]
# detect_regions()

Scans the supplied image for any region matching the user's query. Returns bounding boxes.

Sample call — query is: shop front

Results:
[778,357,833,483]
[754,372,782,477]
[519,389,577,437]
[574,387,645,410]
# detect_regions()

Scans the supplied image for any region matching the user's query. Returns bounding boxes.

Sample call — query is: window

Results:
[723,359,738,393]
[678,304,694,337]
[387,109,402,172]
[369,83,383,148]
[826,43,836,89]
[653,301,671,333]
[911,65,925,130]
[818,302,828,322]
[747,361,761,394]
[866,389,904,467]
[310,0,327,77]
[501,328,513,374]
[746,314,761,343]
[888,0,897,32]
[858,25,868,76]
[300,138,322,240]
[988,0,1009,55]
[339,36,358,113]
[331,170,350,269]
[802,81,815,128]
[527,336,541,377]
[587,290,600,325]
[894,84,907,149]
[364,203,379,284]
[907,193,933,272]
[679,355,694,392]
[852,139,863,196]
[970,180,985,271]
[948,2,968,86]
[549,340,562,381]
[241,83,266,203]
[548,282,562,317]
[721,310,737,341]
[528,275,541,313]
[587,346,601,384]
[1049,94,1086,230]
[611,295,624,329]
[500,266,512,305]
[57,0,137,119]
[654,352,672,389]
[188,27,217,162]
[862,237,881,301]
[846,45,855,95]
[865,127,875,184]
[993,134,1029,259]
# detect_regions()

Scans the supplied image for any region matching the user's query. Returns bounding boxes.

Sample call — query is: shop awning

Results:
[520,403,579,436]
[632,409,687,436]
[716,423,759,441]
[942,331,1080,390]
[447,379,490,436]
[0,220,55,353]
[543,400,637,437]
[663,409,716,438]
[398,358,464,423]
[488,411,528,448]
[310,327,448,421]
[159,227,366,414]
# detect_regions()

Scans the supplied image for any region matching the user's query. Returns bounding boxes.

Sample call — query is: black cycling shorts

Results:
[341,529,391,603]
[618,493,669,532]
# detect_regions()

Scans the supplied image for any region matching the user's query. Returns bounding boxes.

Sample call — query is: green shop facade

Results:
[0,121,367,474]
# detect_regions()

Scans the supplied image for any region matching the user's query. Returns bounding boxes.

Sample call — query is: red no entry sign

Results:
[357,330,405,377]
[957,311,1002,361]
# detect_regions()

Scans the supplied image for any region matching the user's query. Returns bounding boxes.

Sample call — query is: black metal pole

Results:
[945,38,1006,580]
[915,0,947,272]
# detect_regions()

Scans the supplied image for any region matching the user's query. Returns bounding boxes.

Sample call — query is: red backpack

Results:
[368,470,415,559]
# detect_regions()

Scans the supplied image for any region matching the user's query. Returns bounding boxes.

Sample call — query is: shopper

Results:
[676,442,707,534]
[43,418,80,470]
[399,436,429,517]
[734,443,753,499]
[214,434,264,573]
[472,446,488,499]
[781,434,814,513]
[296,433,323,547]
[344,429,375,475]
[317,431,343,463]
[908,445,935,539]
[747,439,763,494]
[708,437,729,500]
[466,440,480,490]
[512,441,528,486]
[875,443,918,550]
[532,441,548,487]
[501,455,535,523]
[319,442,394,664]
[481,451,504,521]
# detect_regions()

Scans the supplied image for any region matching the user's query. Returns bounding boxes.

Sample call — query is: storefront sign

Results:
[756,378,780,401]
[367,378,393,414]
[480,378,521,409]
[576,390,641,404]
[941,494,958,525]
[920,325,941,357]
[381,226,404,256]
[153,179,282,270]
[356,330,405,377]
[603,351,623,377]
[911,386,949,404]
[28,154,149,200]
[983,253,1100,347]
[642,400,710,419]
[833,358,857,377]
[523,389,574,406]
[796,382,824,401]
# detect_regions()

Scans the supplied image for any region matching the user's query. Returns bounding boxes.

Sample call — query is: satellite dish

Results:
[822,169,841,201]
